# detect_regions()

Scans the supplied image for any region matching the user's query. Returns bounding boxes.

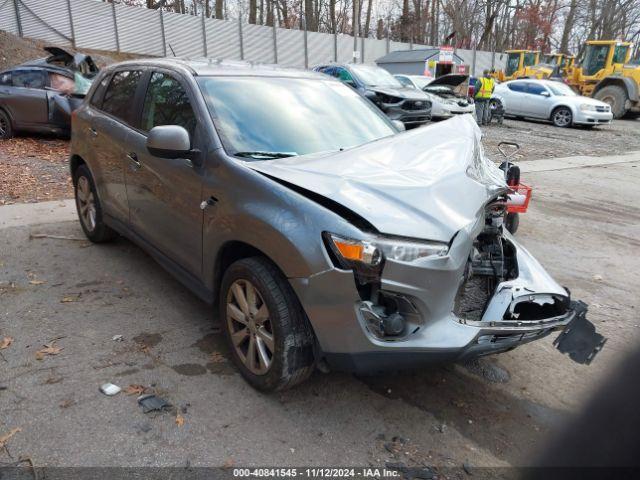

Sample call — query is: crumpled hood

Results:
[247,115,506,242]
[370,86,429,101]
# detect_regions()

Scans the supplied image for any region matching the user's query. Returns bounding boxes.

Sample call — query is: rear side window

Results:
[12,70,45,89]
[507,82,526,93]
[141,72,196,139]
[0,72,10,85]
[101,70,143,124]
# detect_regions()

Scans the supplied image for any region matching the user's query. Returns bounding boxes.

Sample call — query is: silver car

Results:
[70,59,592,391]
[493,79,613,127]
[395,74,476,119]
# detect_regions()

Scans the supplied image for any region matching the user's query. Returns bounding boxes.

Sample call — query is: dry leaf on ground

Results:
[60,295,80,303]
[29,279,46,285]
[209,352,226,363]
[123,384,147,396]
[0,427,21,449]
[175,413,185,427]
[35,342,63,360]
[0,336,14,349]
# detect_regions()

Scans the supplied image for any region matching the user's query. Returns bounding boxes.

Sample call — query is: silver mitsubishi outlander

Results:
[70,59,594,391]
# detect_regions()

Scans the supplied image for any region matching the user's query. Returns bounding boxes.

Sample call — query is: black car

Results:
[313,63,432,127]
[0,47,98,139]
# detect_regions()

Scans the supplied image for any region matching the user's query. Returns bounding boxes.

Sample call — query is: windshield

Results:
[523,52,538,67]
[411,76,432,89]
[547,82,577,96]
[506,53,520,76]
[350,65,403,88]
[613,45,629,64]
[197,76,396,159]
[583,45,609,76]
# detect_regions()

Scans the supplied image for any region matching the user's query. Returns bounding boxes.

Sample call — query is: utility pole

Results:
[352,0,359,63]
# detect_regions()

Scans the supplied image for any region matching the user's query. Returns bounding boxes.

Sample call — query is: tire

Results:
[594,85,628,119]
[73,164,117,243]
[220,257,315,391]
[551,106,572,128]
[505,213,519,234]
[0,109,13,139]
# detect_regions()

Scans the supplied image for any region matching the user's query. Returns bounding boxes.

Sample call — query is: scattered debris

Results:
[30,233,85,241]
[592,274,603,281]
[223,458,235,469]
[123,384,148,396]
[60,294,80,303]
[28,279,46,285]
[112,334,124,342]
[0,427,21,452]
[44,374,63,385]
[463,462,473,475]
[0,336,14,350]
[99,383,122,396]
[209,351,226,363]
[138,394,171,413]
[59,398,76,409]
[35,341,63,360]
[436,424,447,434]
[175,412,185,427]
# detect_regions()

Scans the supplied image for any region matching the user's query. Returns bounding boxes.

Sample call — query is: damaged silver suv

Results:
[70,59,600,391]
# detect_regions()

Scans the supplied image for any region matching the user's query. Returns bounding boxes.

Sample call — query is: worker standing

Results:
[474,70,495,126]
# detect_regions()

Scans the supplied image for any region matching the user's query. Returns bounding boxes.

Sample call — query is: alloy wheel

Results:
[226,279,274,375]
[553,109,571,127]
[76,176,97,232]
[0,116,7,138]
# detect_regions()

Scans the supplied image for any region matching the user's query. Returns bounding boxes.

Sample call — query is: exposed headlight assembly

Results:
[323,232,449,282]
[580,103,597,112]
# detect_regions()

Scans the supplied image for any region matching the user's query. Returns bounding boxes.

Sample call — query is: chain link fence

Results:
[0,0,504,74]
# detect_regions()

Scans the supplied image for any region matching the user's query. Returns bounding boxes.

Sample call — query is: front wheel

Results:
[0,110,13,139]
[220,257,315,391]
[552,107,572,128]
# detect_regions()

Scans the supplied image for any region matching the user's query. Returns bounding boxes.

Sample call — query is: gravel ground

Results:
[482,117,640,161]
[1,154,639,471]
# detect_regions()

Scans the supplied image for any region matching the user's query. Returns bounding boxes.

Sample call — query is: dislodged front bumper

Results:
[290,228,581,373]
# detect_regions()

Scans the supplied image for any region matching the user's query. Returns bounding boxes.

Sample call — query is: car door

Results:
[522,82,553,118]
[504,81,526,114]
[85,70,145,221]
[2,69,48,127]
[124,70,203,277]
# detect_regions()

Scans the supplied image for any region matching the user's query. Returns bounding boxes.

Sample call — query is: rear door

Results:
[83,70,145,221]
[2,69,48,126]
[124,70,203,277]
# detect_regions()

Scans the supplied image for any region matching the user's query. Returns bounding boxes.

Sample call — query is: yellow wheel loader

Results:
[567,40,640,118]
[492,50,540,82]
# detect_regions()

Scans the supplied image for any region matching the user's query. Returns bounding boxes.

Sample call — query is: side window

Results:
[0,72,11,86]
[141,72,196,140]
[507,82,526,93]
[101,70,143,124]
[526,82,547,95]
[335,68,354,84]
[12,70,45,89]
[90,74,111,108]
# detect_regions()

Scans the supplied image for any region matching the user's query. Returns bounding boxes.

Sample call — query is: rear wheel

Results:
[220,257,315,391]
[594,85,628,119]
[73,165,117,243]
[0,110,12,139]
[551,107,572,128]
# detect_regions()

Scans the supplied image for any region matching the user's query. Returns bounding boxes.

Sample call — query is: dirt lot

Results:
[1,148,639,473]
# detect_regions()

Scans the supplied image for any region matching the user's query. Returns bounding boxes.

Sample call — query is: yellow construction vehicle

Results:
[540,53,575,74]
[567,40,640,118]
[492,50,540,82]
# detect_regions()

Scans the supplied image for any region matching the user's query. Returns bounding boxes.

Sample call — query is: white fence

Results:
[0,0,505,74]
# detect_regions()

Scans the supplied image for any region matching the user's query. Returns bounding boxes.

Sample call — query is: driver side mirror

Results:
[146,125,193,160]
[391,120,406,131]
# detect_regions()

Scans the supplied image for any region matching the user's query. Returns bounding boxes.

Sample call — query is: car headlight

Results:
[324,232,449,280]
[580,103,597,112]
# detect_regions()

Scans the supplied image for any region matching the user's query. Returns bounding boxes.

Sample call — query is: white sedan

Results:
[395,74,475,119]
[493,79,613,128]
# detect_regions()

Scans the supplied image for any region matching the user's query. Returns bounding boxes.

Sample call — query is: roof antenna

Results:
[168,43,176,57]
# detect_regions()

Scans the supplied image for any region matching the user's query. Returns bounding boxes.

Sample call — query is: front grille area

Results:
[403,100,430,111]
[595,105,609,112]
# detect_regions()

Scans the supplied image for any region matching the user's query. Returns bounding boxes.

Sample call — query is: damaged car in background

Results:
[395,73,475,119]
[70,60,605,392]
[0,47,98,139]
